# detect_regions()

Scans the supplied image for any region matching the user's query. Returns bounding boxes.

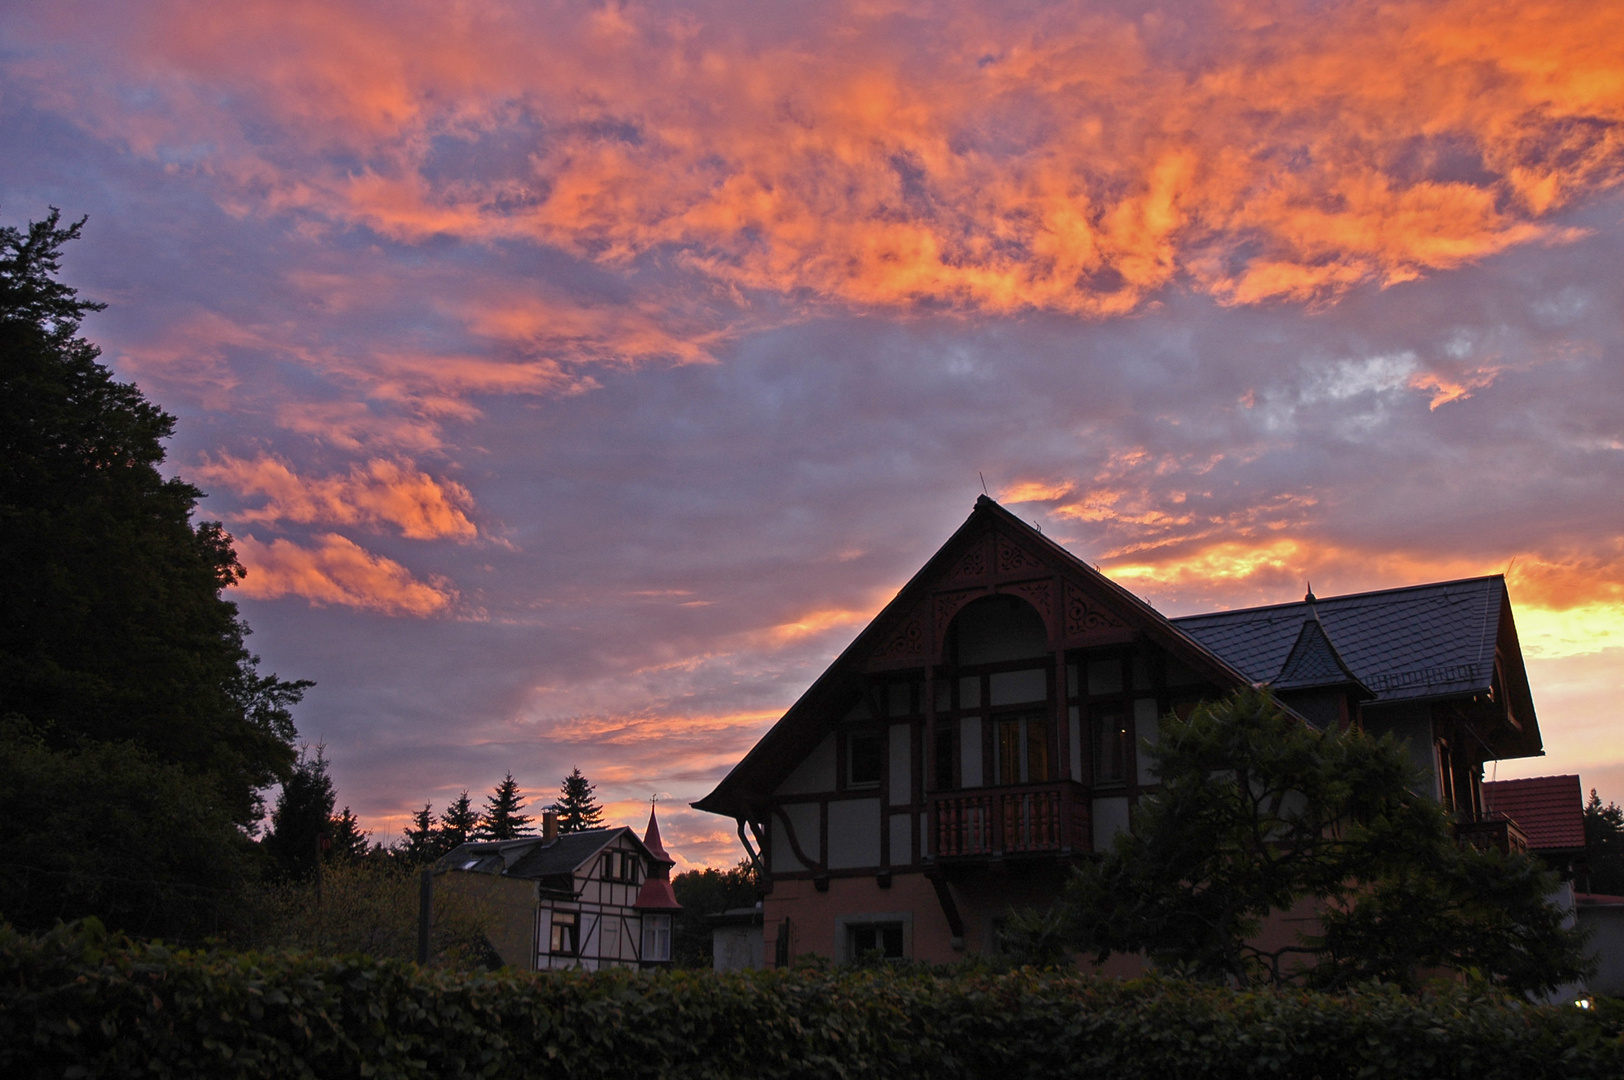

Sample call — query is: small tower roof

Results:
[643,804,673,864]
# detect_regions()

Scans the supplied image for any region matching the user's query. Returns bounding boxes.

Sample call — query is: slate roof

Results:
[1271,613,1372,695]
[1173,576,1506,705]
[1483,775,1586,851]
[437,827,642,880]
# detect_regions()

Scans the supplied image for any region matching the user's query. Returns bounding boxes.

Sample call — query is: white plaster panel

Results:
[1092,796,1131,852]
[827,798,882,869]
[775,734,836,795]
[1134,698,1160,785]
[889,812,913,866]
[989,668,1047,705]
[772,802,821,872]
[889,724,912,804]
[959,717,983,788]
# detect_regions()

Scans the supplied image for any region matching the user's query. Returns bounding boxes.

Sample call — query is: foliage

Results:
[0,716,255,940]
[1584,789,1624,895]
[398,805,440,864]
[5,920,1623,1080]
[478,772,533,840]
[438,791,478,851]
[0,211,310,824]
[328,807,371,862]
[671,859,760,968]
[997,905,1075,969]
[262,746,337,882]
[553,767,603,833]
[1067,688,1589,992]
[233,861,497,968]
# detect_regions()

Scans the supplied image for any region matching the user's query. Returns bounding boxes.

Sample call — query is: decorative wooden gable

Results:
[861,517,1133,674]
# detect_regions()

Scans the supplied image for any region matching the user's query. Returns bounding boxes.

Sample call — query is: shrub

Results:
[2,920,1621,1080]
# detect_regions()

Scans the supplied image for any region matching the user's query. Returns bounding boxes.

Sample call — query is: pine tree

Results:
[263,745,336,881]
[400,803,439,863]
[439,790,478,849]
[479,773,533,840]
[553,768,603,833]
[1585,789,1624,894]
[328,806,370,861]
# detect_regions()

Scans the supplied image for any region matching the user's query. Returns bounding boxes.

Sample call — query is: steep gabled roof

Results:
[1483,775,1586,851]
[1174,577,1507,703]
[693,496,1253,820]
[437,827,654,881]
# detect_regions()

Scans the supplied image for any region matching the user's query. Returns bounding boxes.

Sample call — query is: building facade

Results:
[693,496,1546,966]
[438,807,682,971]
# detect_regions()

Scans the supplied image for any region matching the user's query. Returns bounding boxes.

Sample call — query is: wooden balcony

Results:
[1454,813,1529,856]
[931,782,1090,858]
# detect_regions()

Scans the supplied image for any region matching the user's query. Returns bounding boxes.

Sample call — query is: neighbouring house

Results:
[437,806,682,970]
[1483,774,1624,996]
[708,904,765,971]
[693,495,1547,966]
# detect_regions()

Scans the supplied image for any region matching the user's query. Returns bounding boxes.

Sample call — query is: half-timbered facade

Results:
[438,808,682,971]
[693,496,1545,966]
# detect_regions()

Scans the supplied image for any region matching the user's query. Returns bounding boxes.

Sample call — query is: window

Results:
[549,910,580,956]
[642,913,671,962]
[995,715,1049,784]
[934,726,956,789]
[848,732,883,787]
[602,850,641,883]
[601,916,621,958]
[847,920,905,960]
[1092,708,1129,785]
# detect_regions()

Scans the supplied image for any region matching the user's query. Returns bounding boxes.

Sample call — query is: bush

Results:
[3,921,1622,1080]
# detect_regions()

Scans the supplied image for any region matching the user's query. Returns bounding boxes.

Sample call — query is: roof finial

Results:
[979,471,988,497]
[1305,581,1316,603]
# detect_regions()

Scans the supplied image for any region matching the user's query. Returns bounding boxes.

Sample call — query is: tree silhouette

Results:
[479,773,533,840]
[439,791,478,850]
[328,806,370,861]
[553,768,603,833]
[263,745,336,881]
[399,803,439,863]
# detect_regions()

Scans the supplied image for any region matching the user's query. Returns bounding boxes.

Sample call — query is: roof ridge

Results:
[1171,574,1505,621]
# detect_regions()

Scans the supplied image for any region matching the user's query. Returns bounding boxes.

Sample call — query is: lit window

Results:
[549,910,579,956]
[642,913,671,962]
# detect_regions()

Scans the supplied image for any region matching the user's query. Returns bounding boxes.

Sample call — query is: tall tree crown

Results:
[554,768,604,833]
[479,773,533,841]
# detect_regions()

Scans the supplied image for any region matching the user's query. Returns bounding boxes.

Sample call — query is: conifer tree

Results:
[400,803,439,863]
[328,806,370,861]
[553,768,603,833]
[439,790,478,849]
[263,746,336,881]
[479,773,533,840]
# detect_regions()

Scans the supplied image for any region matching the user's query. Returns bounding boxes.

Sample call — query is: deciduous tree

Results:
[1065,689,1589,993]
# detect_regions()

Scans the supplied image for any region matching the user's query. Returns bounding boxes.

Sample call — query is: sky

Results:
[3,0,1623,868]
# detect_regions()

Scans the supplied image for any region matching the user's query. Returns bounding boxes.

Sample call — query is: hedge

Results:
[3,921,1621,1080]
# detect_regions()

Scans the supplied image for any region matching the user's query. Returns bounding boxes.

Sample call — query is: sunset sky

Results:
[5,0,1623,867]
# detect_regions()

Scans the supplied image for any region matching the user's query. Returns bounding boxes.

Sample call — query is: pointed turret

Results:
[634,805,682,911]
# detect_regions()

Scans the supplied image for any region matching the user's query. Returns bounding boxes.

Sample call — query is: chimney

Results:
[543,810,558,842]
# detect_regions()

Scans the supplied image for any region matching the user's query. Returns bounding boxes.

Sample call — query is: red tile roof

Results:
[1482,775,1586,850]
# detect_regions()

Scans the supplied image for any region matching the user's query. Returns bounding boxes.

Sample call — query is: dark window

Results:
[935,726,956,789]
[1092,709,1129,785]
[848,921,905,960]
[549,910,580,956]
[996,715,1049,784]
[849,733,883,786]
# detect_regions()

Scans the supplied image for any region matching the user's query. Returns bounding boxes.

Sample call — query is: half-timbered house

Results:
[693,495,1546,966]
[438,807,682,971]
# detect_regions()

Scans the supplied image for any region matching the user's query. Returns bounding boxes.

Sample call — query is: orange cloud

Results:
[232,532,457,615]
[196,454,478,540]
[44,0,1619,321]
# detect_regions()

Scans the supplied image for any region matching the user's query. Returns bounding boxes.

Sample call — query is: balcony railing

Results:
[931,782,1090,857]
[1454,813,1529,856]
